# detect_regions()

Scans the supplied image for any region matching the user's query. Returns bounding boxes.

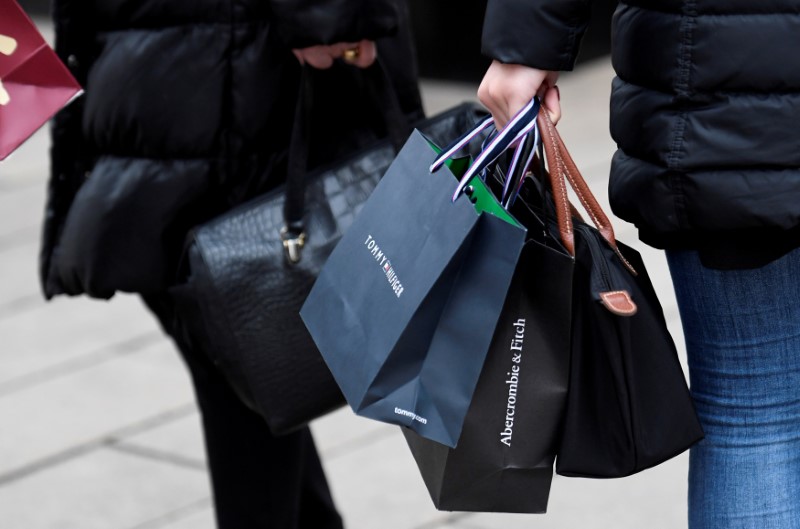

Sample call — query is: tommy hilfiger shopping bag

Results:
[301,102,539,447]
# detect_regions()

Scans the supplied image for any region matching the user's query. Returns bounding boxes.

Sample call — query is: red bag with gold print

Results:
[0,0,82,160]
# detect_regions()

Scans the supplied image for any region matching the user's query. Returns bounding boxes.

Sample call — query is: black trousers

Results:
[142,294,344,529]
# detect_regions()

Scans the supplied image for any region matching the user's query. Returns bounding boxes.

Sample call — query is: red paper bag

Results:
[0,0,82,160]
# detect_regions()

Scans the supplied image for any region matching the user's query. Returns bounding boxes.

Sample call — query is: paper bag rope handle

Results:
[537,110,637,275]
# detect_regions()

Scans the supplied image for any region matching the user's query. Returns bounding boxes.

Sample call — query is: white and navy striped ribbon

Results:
[449,98,541,202]
[502,122,540,209]
[429,114,495,174]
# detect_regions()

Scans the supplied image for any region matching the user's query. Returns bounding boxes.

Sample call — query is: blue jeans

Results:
[667,250,800,529]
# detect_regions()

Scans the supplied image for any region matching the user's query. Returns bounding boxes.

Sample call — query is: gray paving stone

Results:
[415,519,483,529]
[324,432,450,529]
[0,184,46,242]
[119,410,207,467]
[0,127,50,190]
[0,294,161,386]
[311,406,395,460]
[0,340,194,479]
[152,502,216,529]
[419,80,479,116]
[0,241,45,302]
[0,448,210,529]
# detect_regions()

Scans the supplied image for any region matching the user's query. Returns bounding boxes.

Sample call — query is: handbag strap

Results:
[537,110,637,275]
[281,62,410,263]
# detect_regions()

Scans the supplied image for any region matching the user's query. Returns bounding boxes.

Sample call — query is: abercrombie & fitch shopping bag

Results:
[0,0,82,160]
[301,129,526,448]
[402,177,573,513]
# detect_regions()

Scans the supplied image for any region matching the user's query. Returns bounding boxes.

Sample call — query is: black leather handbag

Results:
[173,64,487,435]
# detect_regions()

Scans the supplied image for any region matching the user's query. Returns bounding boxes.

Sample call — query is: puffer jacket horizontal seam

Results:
[615,76,800,97]
[617,150,800,173]
[617,3,682,15]
[699,12,800,18]
[96,20,269,33]
[619,3,800,16]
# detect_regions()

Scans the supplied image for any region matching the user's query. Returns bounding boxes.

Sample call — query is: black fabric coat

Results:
[41,0,423,299]
[483,0,800,269]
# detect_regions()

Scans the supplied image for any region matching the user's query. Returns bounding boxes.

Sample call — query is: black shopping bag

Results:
[402,231,572,513]
[301,129,527,448]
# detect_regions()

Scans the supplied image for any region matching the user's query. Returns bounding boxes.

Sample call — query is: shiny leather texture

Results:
[179,103,487,434]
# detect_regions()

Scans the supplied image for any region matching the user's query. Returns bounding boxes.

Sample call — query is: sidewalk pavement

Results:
[0,18,690,529]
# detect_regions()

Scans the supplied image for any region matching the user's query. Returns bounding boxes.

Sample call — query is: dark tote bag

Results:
[402,201,573,513]
[172,62,487,435]
[532,112,705,478]
[301,102,540,447]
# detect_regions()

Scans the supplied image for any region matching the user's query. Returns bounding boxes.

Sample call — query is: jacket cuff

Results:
[270,0,399,48]
[481,0,592,71]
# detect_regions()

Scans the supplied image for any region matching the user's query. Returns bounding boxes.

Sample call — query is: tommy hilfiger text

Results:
[364,235,404,298]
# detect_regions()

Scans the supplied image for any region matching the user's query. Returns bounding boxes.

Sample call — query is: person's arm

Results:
[479,0,593,127]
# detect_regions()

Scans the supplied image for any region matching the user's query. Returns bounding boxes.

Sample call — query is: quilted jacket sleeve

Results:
[482,0,593,71]
[268,0,400,48]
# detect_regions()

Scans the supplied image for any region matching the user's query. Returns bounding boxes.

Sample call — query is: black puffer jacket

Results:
[483,0,800,268]
[41,0,423,299]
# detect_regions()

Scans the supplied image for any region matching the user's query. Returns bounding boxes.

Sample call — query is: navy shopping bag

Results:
[301,111,533,447]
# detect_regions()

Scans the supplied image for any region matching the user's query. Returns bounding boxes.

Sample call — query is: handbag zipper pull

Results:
[599,290,638,316]
[578,224,638,316]
[280,226,306,265]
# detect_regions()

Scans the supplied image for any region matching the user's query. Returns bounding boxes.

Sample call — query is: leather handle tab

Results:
[600,290,638,316]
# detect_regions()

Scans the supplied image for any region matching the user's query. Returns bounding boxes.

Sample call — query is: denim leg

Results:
[667,250,800,529]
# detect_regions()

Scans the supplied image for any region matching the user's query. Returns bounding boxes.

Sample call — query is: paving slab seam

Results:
[412,512,476,529]
[108,441,207,472]
[0,330,166,397]
[0,292,44,321]
[320,426,398,461]
[126,497,214,529]
[0,402,197,487]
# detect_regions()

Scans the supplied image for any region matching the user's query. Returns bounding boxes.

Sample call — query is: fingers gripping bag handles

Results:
[532,111,704,478]
[300,100,537,447]
[402,124,574,514]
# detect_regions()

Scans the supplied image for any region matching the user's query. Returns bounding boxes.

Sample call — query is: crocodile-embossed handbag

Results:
[173,64,487,435]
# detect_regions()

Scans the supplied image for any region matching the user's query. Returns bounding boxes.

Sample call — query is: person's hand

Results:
[478,60,561,130]
[292,40,376,69]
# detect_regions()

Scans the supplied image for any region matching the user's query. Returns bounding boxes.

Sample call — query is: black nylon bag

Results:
[555,224,705,478]
[173,63,487,435]
[402,229,572,513]
[531,111,704,478]
[301,129,526,448]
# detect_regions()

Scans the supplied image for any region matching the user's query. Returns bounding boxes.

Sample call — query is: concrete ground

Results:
[0,18,690,529]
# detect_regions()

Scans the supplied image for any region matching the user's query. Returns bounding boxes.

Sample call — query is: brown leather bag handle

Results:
[537,109,637,275]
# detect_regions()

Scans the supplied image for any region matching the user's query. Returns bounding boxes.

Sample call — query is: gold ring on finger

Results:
[343,47,360,61]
